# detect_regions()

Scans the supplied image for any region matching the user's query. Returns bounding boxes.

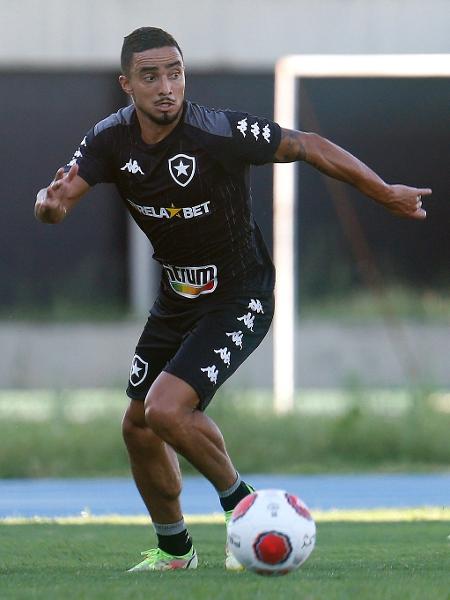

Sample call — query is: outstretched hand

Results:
[382,184,432,220]
[35,164,79,223]
[46,163,79,202]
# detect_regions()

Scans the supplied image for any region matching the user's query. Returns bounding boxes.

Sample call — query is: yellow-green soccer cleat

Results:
[127,546,198,572]
[224,484,255,571]
[225,509,245,571]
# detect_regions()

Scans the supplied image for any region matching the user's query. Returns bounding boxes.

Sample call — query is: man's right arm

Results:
[34,164,90,224]
[274,128,431,219]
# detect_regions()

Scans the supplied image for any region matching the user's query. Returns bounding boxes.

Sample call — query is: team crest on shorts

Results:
[168,154,196,187]
[129,354,148,387]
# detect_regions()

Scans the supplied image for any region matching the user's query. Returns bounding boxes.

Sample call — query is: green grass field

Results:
[1,520,449,600]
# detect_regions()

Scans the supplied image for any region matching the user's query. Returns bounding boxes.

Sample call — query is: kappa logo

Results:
[214,347,231,368]
[129,354,148,387]
[201,365,219,384]
[121,158,144,175]
[237,312,255,331]
[248,298,264,314]
[237,117,248,137]
[168,154,196,187]
[236,118,272,143]
[226,330,243,349]
[67,136,86,167]
[163,264,218,298]
[251,122,260,140]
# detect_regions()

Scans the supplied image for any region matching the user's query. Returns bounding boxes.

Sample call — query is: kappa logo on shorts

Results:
[168,154,196,187]
[237,312,255,332]
[129,354,148,387]
[226,330,243,349]
[214,347,231,368]
[201,365,219,384]
[248,299,264,314]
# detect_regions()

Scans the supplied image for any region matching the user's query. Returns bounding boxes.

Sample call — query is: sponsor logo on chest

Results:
[127,198,211,220]
[163,264,218,298]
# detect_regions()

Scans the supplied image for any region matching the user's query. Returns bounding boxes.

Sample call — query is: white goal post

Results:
[273,54,450,414]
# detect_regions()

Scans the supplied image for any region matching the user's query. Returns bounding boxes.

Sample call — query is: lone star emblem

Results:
[130,362,142,378]
[168,154,196,187]
[173,161,189,177]
[129,354,148,387]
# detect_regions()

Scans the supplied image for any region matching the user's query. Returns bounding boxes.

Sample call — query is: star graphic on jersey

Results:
[130,361,142,378]
[167,204,182,218]
[174,160,190,177]
[168,154,196,187]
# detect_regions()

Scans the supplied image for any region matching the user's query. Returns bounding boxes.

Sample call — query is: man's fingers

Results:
[49,167,65,192]
[412,208,427,220]
[66,163,79,182]
[51,179,62,191]
[417,188,432,197]
[53,167,65,182]
[36,188,48,203]
[51,165,77,189]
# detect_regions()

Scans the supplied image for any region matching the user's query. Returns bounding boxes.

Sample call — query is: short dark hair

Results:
[121,27,183,75]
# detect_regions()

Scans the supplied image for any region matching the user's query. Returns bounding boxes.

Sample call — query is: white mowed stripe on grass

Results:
[1,507,448,525]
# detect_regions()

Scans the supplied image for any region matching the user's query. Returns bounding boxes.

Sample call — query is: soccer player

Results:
[34,27,431,571]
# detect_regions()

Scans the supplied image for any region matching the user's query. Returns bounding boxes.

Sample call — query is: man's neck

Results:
[135,106,183,145]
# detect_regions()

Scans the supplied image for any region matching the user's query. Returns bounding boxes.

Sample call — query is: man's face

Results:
[120,46,185,126]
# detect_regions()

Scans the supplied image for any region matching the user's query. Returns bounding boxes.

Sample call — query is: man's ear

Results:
[119,75,133,97]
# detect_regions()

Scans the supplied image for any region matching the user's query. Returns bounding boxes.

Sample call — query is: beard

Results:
[137,101,183,127]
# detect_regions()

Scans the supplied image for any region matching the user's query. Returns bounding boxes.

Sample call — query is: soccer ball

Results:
[226,489,316,576]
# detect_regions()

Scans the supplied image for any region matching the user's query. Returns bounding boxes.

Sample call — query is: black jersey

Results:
[66,101,281,301]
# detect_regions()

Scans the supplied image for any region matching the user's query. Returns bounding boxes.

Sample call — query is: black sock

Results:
[157,529,193,556]
[219,480,252,512]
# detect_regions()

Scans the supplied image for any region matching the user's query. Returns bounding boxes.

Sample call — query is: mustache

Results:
[155,98,176,105]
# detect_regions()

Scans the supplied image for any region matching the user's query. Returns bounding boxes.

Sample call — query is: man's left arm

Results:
[274,128,432,220]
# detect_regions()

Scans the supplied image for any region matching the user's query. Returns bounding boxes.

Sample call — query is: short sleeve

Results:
[224,110,281,165]
[65,126,115,186]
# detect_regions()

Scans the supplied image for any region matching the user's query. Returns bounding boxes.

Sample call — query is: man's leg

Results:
[144,372,238,492]
[122,399,197,570]
[122,398,183,523]
[144,372,254,571]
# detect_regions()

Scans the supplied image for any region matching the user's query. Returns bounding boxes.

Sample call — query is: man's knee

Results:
[144,396,182,440]
[122,411,140,444]
[122,401,162,451]
[144,372,199,439]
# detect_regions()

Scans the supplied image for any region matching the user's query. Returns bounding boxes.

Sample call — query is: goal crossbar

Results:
[273,54,450,413]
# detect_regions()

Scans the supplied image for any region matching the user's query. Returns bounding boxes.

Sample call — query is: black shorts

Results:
[126,291,274,410]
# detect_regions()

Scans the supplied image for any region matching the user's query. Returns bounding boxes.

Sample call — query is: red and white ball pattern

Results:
[227,489,316,576]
